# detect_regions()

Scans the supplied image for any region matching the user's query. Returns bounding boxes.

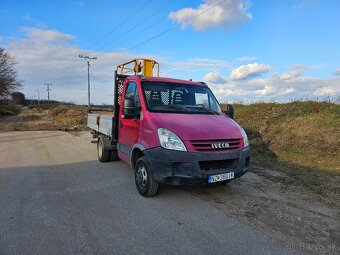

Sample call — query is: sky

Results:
[0,0,339,104]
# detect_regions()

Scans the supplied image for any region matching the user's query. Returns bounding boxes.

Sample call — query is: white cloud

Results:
[5,27,229,104]
[168,0,252,32]
[332,68,340,76]
[212,86,245,98]
[4,27,145,104]
[279,87,296,95]
[276,64,319,80]
[313,87,337,96]
[204,68,340,102]
[255,85,276,96]
[20,27,74,43]
[278,71,301,80]
[4,27,339,104]
[204,71,227,84]
[230,63,270,80]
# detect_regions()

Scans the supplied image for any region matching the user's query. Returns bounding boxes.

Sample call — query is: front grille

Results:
[199,159,237,171]
[190,138,241,152]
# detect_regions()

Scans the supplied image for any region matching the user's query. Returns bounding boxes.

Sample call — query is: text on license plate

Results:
[208,172,234,183]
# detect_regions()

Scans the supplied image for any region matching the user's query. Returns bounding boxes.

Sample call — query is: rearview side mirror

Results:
[123,98,141,119]
[223,104,234,119]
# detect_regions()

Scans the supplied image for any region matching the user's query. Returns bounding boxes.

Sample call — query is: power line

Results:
[104,0,222,52]
[107,15,166,52]
[128,0,228,51]
[59,0,192,84]
[59,64,87,82]
[55,0,225,87]
[44,83,52,104]
[101,0,195,52]
[98,0,174,51]
[79,55,97,112]
[48,0,154,82]
[53,0,190,84]
[37,89,40,105]
[87,0,154,50]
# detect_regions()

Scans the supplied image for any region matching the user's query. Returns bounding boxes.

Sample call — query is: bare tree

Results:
[0,47,22,99]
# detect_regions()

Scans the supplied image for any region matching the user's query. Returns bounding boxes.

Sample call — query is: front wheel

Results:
[135,157,159,197]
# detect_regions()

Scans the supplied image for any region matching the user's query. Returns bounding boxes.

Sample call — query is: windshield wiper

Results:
[185,105,220,115]
[203,108,221,115]
[150,104,191,113]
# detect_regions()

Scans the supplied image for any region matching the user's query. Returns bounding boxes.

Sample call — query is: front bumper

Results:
[143,147,250,185]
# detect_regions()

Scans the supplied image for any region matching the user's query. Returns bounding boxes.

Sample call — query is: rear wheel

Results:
[110,150,119,161]
[97,136,110,162]
[135,156,158,197]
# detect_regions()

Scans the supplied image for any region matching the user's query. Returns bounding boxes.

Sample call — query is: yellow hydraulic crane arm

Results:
[116,58,160,77]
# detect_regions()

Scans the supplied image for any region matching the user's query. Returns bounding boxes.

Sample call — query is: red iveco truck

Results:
[88,59,250,197]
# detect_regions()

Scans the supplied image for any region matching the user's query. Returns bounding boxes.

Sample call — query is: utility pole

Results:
[44,84,52,104]
[37,89,40,105]
[79,55,97,112]
[31,96,36,106]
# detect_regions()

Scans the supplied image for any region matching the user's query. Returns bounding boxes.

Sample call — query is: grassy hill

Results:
[221,101,340,173]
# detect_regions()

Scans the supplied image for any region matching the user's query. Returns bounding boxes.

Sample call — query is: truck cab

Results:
[88,59,250,197]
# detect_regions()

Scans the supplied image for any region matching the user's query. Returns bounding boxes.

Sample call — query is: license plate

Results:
[208,172,234,183]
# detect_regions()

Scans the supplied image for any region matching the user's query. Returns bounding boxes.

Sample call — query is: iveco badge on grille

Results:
[211,143,230,149]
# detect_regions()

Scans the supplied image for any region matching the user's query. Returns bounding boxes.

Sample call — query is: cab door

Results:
[118,81,141,157]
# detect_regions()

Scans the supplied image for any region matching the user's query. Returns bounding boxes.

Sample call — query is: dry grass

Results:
[221,101,340,173]
[0,104,88,131]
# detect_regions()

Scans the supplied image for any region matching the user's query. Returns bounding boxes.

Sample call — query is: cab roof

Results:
[128,75,207,87]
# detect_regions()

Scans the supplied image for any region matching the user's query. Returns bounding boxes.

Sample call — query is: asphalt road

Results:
[0,131,298,255]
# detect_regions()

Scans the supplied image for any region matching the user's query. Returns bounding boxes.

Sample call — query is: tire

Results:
[135,156,159,197]
[109,150,119,161]
[97,136,110,162]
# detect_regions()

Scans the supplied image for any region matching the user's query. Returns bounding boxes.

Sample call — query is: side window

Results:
[209,94,221,112]
[125,82,136,99]
[124,81,141,108]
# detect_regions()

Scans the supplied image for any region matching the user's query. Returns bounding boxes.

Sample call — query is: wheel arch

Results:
[131,144,146,168]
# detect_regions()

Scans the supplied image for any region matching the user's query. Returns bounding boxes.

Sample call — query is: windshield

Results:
[142,81,222,114]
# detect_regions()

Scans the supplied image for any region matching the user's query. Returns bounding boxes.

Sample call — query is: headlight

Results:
[240,128,249,148]
[157,128,187,151]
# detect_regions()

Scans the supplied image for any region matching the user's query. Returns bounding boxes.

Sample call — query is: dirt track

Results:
[0,131,339,255]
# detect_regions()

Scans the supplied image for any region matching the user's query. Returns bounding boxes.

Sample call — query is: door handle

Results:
[119,120,123,128]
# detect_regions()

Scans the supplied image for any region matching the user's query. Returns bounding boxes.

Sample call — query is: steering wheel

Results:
[195,104,206,108]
